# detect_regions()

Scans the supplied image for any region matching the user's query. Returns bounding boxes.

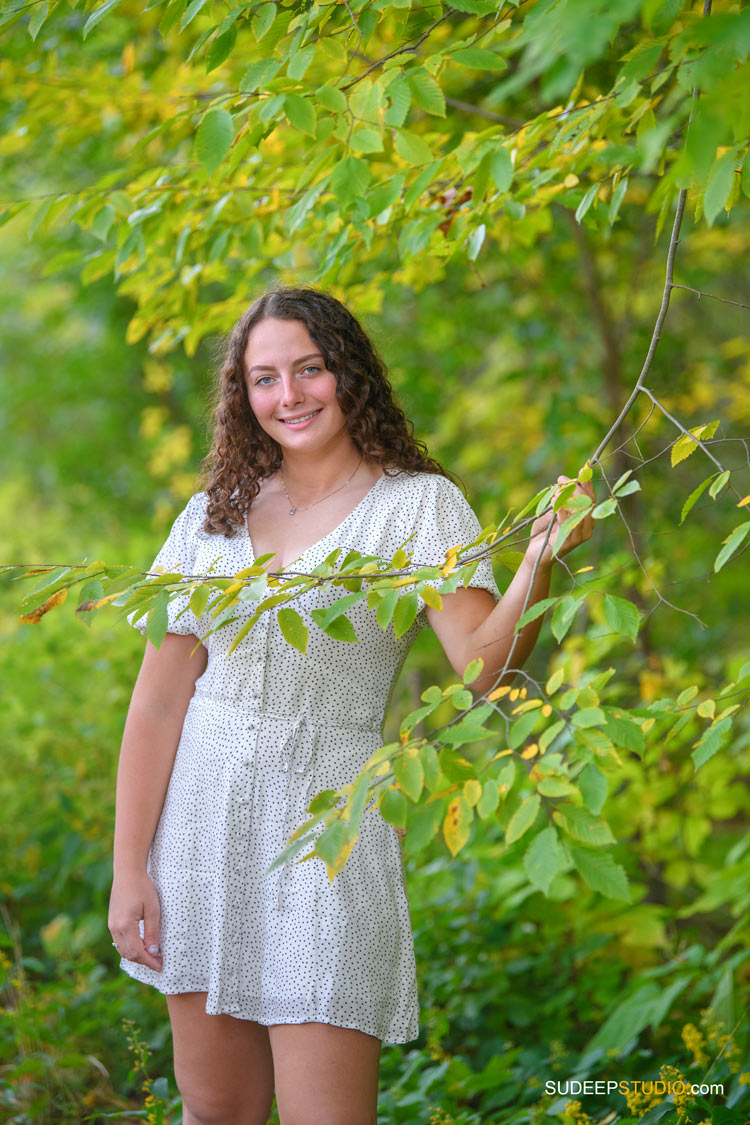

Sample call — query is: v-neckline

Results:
[243,472,390,570]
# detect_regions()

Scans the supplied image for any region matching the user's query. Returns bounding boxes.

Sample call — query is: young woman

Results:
[108,287,594,1125]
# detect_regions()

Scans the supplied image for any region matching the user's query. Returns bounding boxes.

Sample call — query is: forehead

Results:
[243,317,320,367]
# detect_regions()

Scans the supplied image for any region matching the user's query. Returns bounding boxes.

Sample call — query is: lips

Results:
[279,408,322,425]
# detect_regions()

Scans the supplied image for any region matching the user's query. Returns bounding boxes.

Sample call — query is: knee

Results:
[177,1076,269,1125]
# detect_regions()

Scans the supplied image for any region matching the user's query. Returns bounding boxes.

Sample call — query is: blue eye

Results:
[301,365,320,375]
[255,375,274,386]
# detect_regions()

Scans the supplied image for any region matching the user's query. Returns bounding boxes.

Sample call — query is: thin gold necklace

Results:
[279,455,363,516]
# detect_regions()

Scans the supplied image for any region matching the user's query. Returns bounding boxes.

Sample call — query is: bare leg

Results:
[269,1022,381,1125]
[166,993,275,1125]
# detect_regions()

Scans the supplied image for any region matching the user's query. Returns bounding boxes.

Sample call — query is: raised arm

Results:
[109,633,207,969]
[426,475,594,693]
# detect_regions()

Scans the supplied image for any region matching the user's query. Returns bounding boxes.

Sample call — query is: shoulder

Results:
[380,470,471,512]
[168,491,211,540]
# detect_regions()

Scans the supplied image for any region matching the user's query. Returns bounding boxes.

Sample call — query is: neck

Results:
[279,439,363,497]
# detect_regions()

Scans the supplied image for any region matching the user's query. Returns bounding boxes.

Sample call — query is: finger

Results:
[142,899,163,970]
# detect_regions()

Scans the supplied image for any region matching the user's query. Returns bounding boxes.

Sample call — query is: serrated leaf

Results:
[704,148,739,227]
[709,470,730,499]
[603,595,640,642]
[553,805,615,846]
[691,716,732,770]
[316,84,347,114]
[350,127,383,154]
[330,155,372,205]
[569,844,630,900]
[408,70,445,117]
[206,26,236,72]
[189,583,210,618]
[394,129,433,166]
[463,778,482,806]
[524,826,564,894]
[316,820,350,880]
[506,794,540,844]
[311,610,358,643]
[537,775,577,797]
[29,1,49,42]
[384,76,412,127]
[195,109,234,174]
[179,0,208,32]
[288,44,315,81]
[252,0,276,41]
[578,764,608,814]
[240,59,281,93]
[284,94,317,137]
[145,590,169,649]
[671,420,719,466]
[509,709,541,749]
[603,713,645,757]
[452,47,507,71]
[277,607,308,655]
[404,799,443,856]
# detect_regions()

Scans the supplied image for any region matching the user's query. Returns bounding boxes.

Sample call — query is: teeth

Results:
[282,410,320,423]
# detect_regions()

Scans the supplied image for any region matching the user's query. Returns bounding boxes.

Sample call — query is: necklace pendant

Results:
[289,506,297,516]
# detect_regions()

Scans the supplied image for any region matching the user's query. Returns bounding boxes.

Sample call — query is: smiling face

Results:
[243,317,352,456]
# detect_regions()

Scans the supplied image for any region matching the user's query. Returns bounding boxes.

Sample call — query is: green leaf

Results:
[506,794,541,844]
[393,750,424,802]
[404,798,443,856]
[310,610,358,643]
[252,1,276,41]
[550,595,579,642]
[331,156,372,205]
[467,223,486,261]
[704,148,739,227]
[476,778,500,818]
[553,805,615,847]
[83,0,124,39]
[452,48,507,71]
[240,59,281,93]
[709,470,730,499]
[28,1,49,42]
[408,70,445,117]
[195,109,234,174]
[189,583,210,618]
[316,84,347,114]
[206,26,236,72]
[145,590,169,649]
[316,819,349,874]
[714,521,750,572]
[608,176,628,226]
[569,844,630,901]
[284,94,317,137]
[393,591,419,638]
[592,498,617,518]
[394,129,434,166]
[603,595,640,642]
[691,716,732,770]
[491,147,513,193]
[537,775,577,798]
[524,826,565,894]
[380,787,408,829]
[575,182,599,223]
[288,44,315,81]
[509,709,541,749]
[179,0,208,32]
[384,76,412,127]
[603,713,645,757]
[516,597,560,631]
[462,657,484,685]
[679,474,714,523]
[578,764,608,814]
[350,128,383,154]
[277,607,308,655]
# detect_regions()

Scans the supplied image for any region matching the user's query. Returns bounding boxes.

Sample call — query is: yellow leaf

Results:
[442,795,471,856]
[575,565,594,574]
[421,584,443,611]
[542,704,552,717]
[463,779,482,806]
[20,587,68,623]
[670,420,719,467]
[697,699,716,719]
[510,688,520,701]
[492,748,514,760]
[374,761,391,776]
[641,718,655,734]
[521,743,539,759]
[563,173,579,187]
[737,495,750,508]
[488,686,511,701]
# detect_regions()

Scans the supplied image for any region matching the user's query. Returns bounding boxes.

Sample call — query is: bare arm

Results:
[426,475,595,693]
[109,632,207,969]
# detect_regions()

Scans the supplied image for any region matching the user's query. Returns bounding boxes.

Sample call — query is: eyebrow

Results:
[248,353,324,374]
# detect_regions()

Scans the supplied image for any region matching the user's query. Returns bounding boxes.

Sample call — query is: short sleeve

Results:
[408,476,500,622]
[128,493,206,637]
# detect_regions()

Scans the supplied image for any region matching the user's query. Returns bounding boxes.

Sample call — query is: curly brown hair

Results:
[201,287,452,537]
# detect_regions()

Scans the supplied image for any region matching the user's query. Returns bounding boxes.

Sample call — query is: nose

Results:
[279,372,304,408]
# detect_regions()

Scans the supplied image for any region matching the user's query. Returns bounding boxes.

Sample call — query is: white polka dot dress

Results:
[123,470,500,1044]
